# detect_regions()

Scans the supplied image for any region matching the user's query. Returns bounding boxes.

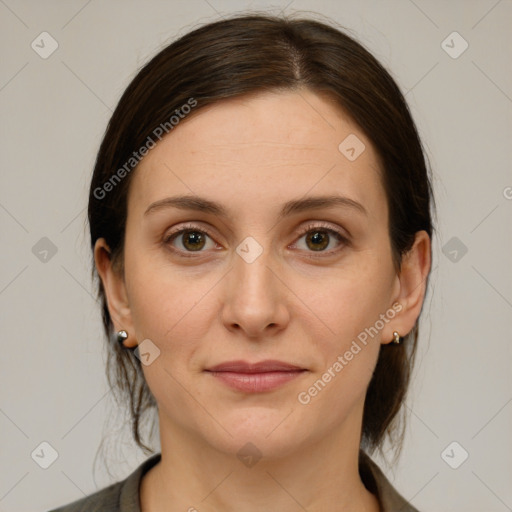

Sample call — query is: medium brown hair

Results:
[88,12,435,457]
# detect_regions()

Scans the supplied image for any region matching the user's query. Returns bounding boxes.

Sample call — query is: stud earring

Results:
[116,330,129,347]
[392,331,401,344]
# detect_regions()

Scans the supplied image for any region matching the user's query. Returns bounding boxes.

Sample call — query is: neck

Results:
[141,407,380,512]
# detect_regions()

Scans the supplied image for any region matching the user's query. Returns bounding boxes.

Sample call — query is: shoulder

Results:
[47,453,162,512]
[47,485,120,512]
[359,450,421,512]
[47,480,122,512]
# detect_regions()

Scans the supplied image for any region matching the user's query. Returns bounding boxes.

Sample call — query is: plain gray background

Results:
[1,1,511,511]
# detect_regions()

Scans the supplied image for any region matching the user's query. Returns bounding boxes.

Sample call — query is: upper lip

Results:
[206,360,305,373]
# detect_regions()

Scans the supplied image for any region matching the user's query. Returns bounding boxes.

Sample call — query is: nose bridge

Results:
[221,234,287,336]
[232,234,275,302]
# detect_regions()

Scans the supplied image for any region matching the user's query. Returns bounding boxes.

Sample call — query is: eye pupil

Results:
[306,231,329,251]
[183,231,205,251]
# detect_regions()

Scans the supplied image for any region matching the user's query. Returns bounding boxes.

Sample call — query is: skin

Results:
[95,88,431,511]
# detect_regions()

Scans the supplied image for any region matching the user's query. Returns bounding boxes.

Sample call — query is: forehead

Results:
[128,89,385,223]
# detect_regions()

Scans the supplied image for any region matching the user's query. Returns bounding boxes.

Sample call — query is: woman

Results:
[51,12,433,512]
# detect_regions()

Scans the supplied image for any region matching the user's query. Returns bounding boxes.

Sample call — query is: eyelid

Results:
[294,221,349,241]
[164,222,217,241]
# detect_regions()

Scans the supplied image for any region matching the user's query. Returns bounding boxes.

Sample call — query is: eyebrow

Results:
[144,194,368,219]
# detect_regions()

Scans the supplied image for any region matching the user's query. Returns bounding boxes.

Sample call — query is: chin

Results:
[200,408,314,462]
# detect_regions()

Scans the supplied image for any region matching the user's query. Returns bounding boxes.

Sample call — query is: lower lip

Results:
[206,370,306,392]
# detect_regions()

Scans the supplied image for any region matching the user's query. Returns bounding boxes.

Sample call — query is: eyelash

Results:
[163,222,349,258]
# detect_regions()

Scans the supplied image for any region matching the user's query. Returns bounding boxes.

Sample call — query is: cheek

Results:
[125,248,218,352]
[302,257,394,346]
[294,268,389,419]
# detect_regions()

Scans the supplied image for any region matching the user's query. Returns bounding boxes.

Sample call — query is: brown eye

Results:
[181,230,206,251]
[164,226,216,254]
[292,223,348,256]
[305,231,330,251]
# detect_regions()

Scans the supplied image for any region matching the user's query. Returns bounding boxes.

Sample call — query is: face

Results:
[103,89,411,459]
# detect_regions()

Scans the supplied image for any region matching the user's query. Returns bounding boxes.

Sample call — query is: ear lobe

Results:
[94,238,136,345]
[383,230,431,344]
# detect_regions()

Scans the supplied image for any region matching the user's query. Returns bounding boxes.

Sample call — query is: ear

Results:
[94,238,137,348]
[382,230,431,345]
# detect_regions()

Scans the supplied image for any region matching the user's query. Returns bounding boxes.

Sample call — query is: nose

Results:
[220,243,290,340]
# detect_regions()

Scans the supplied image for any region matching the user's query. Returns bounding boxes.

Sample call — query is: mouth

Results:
[204,360,308,393]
